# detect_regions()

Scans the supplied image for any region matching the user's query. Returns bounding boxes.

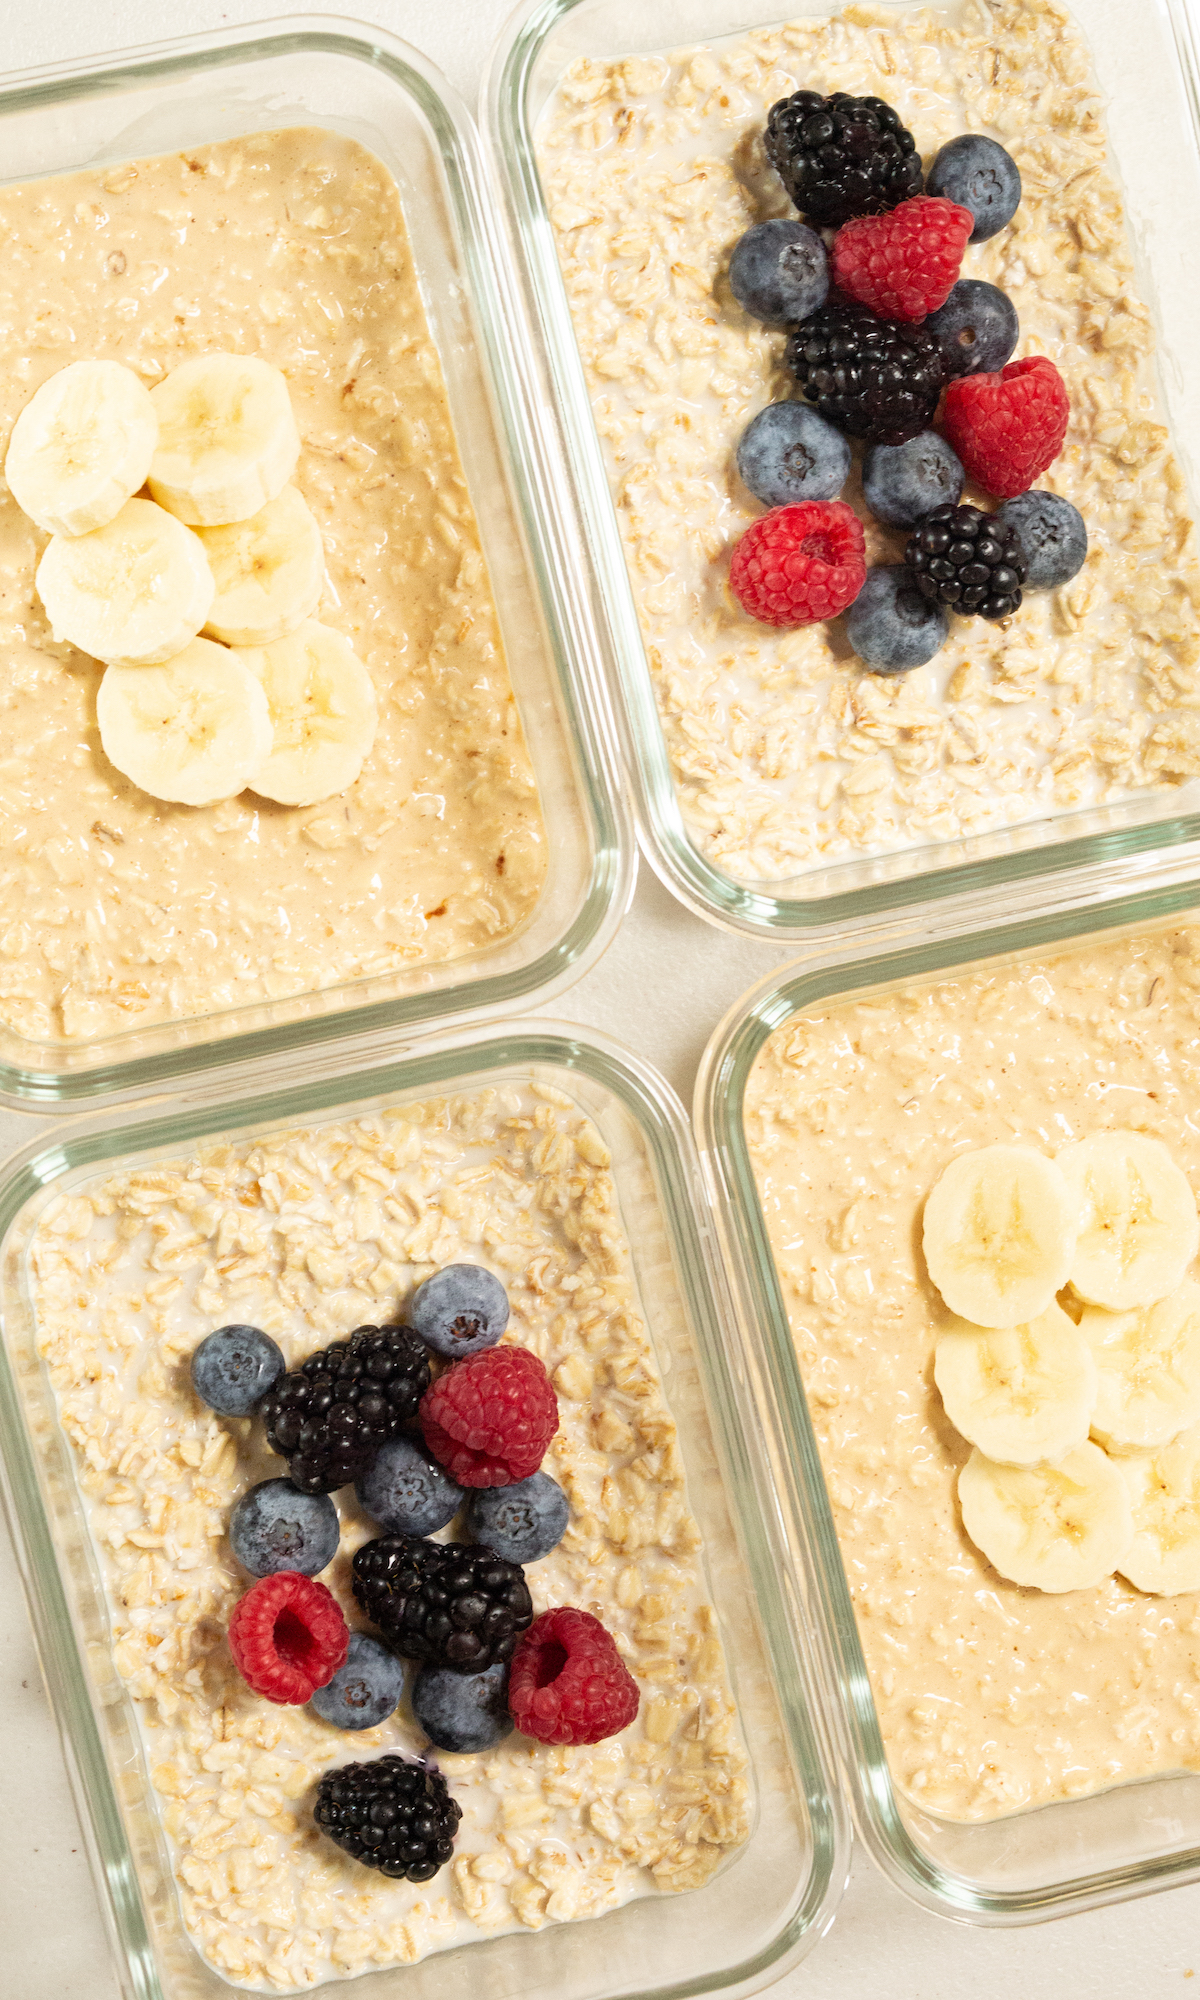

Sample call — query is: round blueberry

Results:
[468,1472,569,1565]
[736,402,851,509]
[410,1264,509,1360]
[228,1478,340,1577]
[996,490,1088,589]
[310,1632,406,1731]
[862,432,964,530]
[728,219,829,328]
[412,1661,513,1753]
[356,1434,465,1537]
[927,135,1021,241]
[191,1323,284,1417]
[924,281,1019,381]
[844,565,950,675]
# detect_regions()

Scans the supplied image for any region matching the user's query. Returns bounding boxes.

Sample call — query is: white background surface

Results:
[0,0,1197,1994]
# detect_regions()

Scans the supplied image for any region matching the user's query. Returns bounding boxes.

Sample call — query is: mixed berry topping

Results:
[356,1433,466,1537]
[314,1756,462,1881]
[831,194,974,323]
[410,1262,510,1360]
[997,490,1088,589]
[786,305,947,446]
[924,279,1020,380]
[229,1478,340,1578]
[728,218,829,328]
[412,1660,514,1754]
[228,1570,349,1705]
[737,401,850,510]
[729,501,866,627]
[862,432,964,531]
[844,565,950,677]
[927,134,1023,242]
[191,1322,284,1417]
[942,354,1071,499]
[351,1533,533,1672]
[765,89,923,226]
[261,1323,431,1494]
[309,1631,407,1732]
[509,1607,640,1748]
[468,1471,569,1566]
[905,503,1027,622]
[420,1343,559,1488]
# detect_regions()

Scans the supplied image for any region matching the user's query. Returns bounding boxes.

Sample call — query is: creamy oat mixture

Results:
[539,0,1200,883]
[28,1083,749,1989]
[746,923,1200,1820]
[0,129,545,1044]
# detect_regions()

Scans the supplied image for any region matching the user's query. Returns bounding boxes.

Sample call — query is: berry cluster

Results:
[190,1259,641,1882]
[722,91,1086,672]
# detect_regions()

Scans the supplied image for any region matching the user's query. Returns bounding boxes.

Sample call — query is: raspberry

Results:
[509,1607,640,1746]
[228,1571,349,1704]
[942,356,1070,498]
[420,1344,558,1488]
[729,501,865,627]
[832,196,974,323]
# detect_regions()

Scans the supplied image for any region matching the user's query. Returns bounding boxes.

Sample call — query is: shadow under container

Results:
[0,1019,848,2000]
[0,18,633,1108]
[696,838,1200,1924]
[484,0,1200,942]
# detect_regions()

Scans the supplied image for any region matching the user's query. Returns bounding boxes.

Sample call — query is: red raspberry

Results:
[832,195,973,322]
[729,501,865,627]
[942,355,1070,498]
[508,1607,640,1746]
[228,1571,349,1704]
[420,1344,558,1488]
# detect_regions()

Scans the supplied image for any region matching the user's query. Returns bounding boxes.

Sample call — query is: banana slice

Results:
[198,485,324,646]
[1057,1131,1198,1310]
[1081,1278,1200,1452]
[148,353,300,526]
[934,1303,1097,1467]
[923,1145,1078,1328]
[238,620,376,807]
[958,1442,1133,1593]
[97,637,273,807]
[5,359,158,537]
[36,496,214,667]
[1116,1424,1200,1595]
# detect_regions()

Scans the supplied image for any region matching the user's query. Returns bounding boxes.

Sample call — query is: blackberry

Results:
[261,1325,431,1495]
[352,1534,533,1673]
[765,90,923,227]
[905,503,1027,621]
[787,306,946,446]
[314,1755,461,1881]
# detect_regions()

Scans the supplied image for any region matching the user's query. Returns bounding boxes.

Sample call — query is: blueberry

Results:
[737,403,851,509]
[468,1472,569,1565]
[844,565,950,675]
[728,219,829,328]
[927,135,1021,241]
[996,490,1088,589]
[356,1434,465,1537]
[924,281,1019,380]
[412,1661,513,1754]
[310,1632,406,1731]
[228,1477,340,1577]
[410,1264,509,1360]
[191,1323,284,1417]
[862,432,964,530]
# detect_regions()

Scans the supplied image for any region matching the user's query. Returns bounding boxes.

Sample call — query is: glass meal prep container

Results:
[483,0,1200,942]
[0,1017,847,2000]
[0,19,633,1110]
[695,837,1200,1925]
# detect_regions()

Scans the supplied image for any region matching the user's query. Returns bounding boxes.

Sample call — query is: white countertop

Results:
[1,1,1198,1994]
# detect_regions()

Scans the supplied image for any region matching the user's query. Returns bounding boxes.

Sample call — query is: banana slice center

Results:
[952,1180,1046,1288]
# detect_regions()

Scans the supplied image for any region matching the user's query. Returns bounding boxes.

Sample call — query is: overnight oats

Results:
[745,923,1200,1822]
[537,0,1200,884]
[0,129,545,1044]
[27,1083,750,1989]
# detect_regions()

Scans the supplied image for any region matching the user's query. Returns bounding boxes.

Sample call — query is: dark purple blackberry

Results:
[314,1755,461,1880]
[904,504,1027,621]
[260,1325,431,1495]
[765,90,923,226]
[352,1534,532,1673]
[787,305,946,446]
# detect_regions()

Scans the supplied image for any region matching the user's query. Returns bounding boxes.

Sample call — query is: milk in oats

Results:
[538,0,1200,884]
[27,1084,749,1990]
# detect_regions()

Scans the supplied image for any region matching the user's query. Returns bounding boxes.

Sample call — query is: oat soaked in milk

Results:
[539,1,1200,883]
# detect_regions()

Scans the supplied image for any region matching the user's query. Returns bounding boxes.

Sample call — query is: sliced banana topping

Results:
[1081,1279,1200,1452]
[97,638,273,807]
[934,1304,1097,1468]
[1057,1131,1198,1311]
[36,496,215,668]
[149,353,300,526]
[5,359,159,538]
[1116,1424,1200,1595]
[198,485,324,646]
[923,1144,1078,1328]
[958,1441,1133,1593]
[238,620,377,807]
